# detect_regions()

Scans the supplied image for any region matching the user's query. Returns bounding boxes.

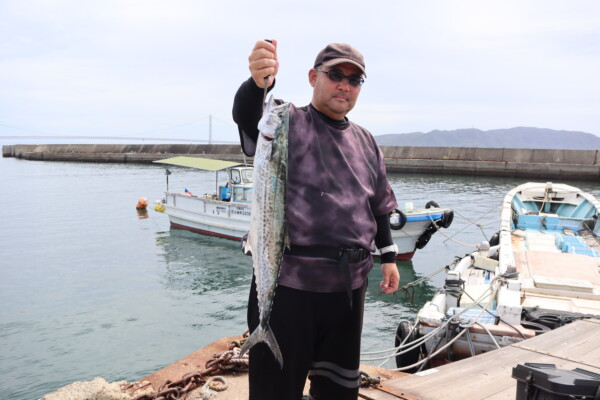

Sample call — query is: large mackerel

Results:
[239,95,290,368]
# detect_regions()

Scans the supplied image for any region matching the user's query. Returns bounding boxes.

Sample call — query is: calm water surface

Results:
[2,156,599,399]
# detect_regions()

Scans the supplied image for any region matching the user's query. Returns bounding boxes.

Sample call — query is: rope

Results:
[460,280,526,339]
[538,188,550,213]
[431,217,479,248]
[473,322,501,349]
[392,278,504,372]
[362,273,509,369]
[399,262,452,304]
[359,370,382,387]
[439,204,502,247]
[401,265,450,290]
[375,320,421,368]
[197,377,228,400]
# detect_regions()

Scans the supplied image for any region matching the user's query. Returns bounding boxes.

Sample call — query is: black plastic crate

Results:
[512,363,600,399]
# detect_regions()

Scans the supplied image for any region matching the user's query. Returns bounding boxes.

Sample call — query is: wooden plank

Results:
[359,387,408,400]
[374,319,600,400]
[385,351,598,399]
[510,319,600,367]
[515,250,600,285]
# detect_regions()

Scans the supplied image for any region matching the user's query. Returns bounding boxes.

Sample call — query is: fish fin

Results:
[241,233,252,256]
[243,242,252,256]
[240,324,284,369]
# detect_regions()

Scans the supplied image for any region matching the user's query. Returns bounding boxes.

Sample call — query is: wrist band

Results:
[379,244,397,255]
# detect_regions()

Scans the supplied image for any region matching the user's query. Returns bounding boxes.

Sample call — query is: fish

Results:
[239,95,290,369]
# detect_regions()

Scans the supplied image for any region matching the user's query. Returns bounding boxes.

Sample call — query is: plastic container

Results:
[512,363,600,399]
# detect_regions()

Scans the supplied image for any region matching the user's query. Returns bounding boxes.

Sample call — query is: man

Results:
[232,40,400,400]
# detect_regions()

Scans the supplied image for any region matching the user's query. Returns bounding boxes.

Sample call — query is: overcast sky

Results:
[1,0,599,144]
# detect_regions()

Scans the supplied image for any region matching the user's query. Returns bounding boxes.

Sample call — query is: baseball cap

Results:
[314,43,366,77]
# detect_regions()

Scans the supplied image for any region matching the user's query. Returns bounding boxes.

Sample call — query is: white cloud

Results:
[1,0,599,142]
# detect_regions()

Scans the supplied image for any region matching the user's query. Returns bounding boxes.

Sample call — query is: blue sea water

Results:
[1,155,599,399]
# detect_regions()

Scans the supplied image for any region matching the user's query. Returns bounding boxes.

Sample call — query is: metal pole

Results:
[165,167,171,192]
[166,168,170,192]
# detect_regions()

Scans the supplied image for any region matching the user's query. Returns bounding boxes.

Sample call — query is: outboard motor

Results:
[444,270,463,310]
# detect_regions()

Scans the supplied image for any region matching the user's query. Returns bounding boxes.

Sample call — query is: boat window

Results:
[241,168,253,184]
[233,186,252,203]
[230,169,241,184]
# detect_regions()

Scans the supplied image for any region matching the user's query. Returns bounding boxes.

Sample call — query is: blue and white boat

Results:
[390,182,600,371]
[154,156,454,260]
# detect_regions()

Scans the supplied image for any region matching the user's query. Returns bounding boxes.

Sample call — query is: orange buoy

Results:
[136,197,149,209]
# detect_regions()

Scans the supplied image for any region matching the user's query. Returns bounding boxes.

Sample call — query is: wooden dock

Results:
[121,319,599,399]
[359,318,600,399]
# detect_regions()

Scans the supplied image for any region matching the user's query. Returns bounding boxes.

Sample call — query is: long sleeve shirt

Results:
[233,78,398,291]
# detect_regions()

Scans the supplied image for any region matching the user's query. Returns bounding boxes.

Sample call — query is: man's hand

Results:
[248,39,279,89]
[380,262,400,294]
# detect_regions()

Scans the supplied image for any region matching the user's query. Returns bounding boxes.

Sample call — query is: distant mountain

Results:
[374,127,600,150]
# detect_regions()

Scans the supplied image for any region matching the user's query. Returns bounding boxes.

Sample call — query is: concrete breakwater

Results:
[2,144,246,163]
[3,144,600,181]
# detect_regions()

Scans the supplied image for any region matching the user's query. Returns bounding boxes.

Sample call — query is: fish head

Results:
[257,95,281,141]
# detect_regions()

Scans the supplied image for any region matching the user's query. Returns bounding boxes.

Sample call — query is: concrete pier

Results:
[40,319,600,399]
[3,144,600,181]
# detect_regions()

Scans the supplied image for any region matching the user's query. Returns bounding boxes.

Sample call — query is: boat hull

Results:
[164,193,250,240]
[405,182,600,371]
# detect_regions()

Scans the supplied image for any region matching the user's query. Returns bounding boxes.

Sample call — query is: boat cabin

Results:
[154,156,254,205]
[220,166,253,203]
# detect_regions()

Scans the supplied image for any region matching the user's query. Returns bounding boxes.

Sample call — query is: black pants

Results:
[247,277,367,400]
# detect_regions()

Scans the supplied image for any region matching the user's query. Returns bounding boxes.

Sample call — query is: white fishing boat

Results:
[154,156,454,261]
[390,182,600,372]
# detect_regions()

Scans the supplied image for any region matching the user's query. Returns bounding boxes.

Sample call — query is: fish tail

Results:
[240,323,284,369]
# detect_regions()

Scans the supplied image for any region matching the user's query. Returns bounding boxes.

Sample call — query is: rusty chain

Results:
[132,333,249,400]
[129,338,418,399]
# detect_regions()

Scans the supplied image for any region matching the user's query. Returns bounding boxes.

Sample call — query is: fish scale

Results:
[239,95,290,369]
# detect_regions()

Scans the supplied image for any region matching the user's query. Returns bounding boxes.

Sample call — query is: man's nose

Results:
[336,79,351,91]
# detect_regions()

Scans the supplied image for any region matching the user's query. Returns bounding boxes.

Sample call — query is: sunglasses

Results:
[315,68,365,87]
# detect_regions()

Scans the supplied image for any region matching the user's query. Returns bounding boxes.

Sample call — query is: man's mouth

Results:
[332,92,349,101]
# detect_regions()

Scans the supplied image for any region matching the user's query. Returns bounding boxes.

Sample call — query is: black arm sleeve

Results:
[374,214,396,263]
[232,77,275,157]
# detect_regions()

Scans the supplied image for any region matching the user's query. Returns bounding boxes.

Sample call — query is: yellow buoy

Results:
[154,202,165,212]
[136,197,149,209]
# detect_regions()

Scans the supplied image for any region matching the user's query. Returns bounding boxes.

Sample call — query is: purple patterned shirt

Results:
[278,104,397,292]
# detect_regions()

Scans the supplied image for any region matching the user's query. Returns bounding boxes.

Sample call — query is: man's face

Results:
[309,62,363,120]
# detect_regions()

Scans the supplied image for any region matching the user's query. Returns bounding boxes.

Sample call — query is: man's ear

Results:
[308,68,317,87]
